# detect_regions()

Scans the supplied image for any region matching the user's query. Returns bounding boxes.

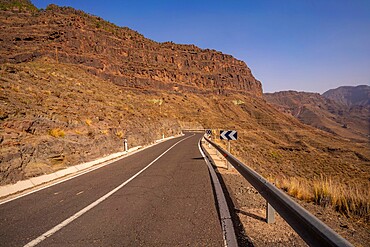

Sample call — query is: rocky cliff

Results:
[0,2,262,96]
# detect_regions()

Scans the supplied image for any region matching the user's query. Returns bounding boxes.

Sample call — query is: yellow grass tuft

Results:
[100,129,109,135]
[85,119,92,126]
[49,128,65,138]
[232,99,245,105]
[74,130,83,135]
[115,130,124,139]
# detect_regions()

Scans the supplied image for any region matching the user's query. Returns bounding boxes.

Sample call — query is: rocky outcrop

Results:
[0,4,262,96]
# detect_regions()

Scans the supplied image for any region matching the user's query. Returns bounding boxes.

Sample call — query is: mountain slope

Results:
[264,91,370,142]
[323,85,370,106]
[1,59,369,189]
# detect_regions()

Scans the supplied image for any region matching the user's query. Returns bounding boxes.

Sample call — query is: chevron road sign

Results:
[220,130,237,140]
[205,129,212,135]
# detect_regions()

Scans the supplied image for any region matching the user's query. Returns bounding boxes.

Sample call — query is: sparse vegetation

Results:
[100,129,108,135]
[115,130,124,139]
[0,0,38,12]
[274,176,370,221]
[270,150,281,160]
[48,128,65,138]
[232,99,245,105]
[85,119,92,126]
[148,99,163,105]
[74,130,83,135]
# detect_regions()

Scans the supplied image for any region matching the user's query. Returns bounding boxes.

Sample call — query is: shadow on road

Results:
[192,157,205,160]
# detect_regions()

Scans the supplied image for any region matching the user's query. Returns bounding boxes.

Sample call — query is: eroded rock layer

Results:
[0,4,262,96]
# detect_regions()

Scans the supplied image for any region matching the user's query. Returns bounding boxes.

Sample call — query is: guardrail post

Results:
[227,141,231,170]
[266,202,275,224]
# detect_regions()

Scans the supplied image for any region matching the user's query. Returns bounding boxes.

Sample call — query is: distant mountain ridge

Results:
[322,85,370,106]
[264,87,370,142]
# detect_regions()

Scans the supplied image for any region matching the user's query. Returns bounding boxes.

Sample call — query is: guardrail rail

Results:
[202,137,353,247]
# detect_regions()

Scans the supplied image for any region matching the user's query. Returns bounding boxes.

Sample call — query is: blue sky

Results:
[32,0,370,93]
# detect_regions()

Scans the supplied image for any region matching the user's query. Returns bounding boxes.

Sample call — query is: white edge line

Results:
[24,134,194,247]
[198,138,238,247]
[0,134,185,206]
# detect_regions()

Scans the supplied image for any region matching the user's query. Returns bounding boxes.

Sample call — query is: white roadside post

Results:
[123,138,128,152]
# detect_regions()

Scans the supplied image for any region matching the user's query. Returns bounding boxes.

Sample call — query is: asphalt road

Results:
[0,133,223,246]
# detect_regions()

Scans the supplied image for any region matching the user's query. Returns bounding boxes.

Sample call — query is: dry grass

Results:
[232,99,245,105]
[115,130,124,139]
[148,99,163,105]
[100,129,108,135]
[85,119,92,126]
[48,128,65,138]
[274,176,370,221]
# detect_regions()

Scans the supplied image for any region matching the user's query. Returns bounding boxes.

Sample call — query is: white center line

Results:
[24,134,193,247]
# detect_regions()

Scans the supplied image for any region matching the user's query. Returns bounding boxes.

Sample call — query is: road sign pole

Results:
[227,140,231,170]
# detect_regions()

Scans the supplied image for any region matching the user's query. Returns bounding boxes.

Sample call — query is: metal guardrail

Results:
[182,129,206,133]
[203,137,353,247]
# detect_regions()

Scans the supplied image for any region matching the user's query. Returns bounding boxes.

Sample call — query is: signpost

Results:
[220,130,238,170]
[205,129,212,147]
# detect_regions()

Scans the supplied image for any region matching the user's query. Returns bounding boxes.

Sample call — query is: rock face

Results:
[0,3,262,96]
[264,90,370,141]
[322,85,370,107]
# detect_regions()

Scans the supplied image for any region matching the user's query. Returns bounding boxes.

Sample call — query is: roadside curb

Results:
[0,134,182,200]
[198,138,238,247]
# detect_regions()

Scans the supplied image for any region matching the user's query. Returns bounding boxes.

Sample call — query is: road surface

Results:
[0,133,223,246]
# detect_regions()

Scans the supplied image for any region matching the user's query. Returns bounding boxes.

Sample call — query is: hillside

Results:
[323,85,370,107]
[0,2,369,244]
[2,58,369,187]
[264,91,370,142]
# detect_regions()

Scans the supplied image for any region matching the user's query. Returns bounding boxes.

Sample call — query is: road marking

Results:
[0,135,184,206]
[76,191,84,196]
[24,134,193,247]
